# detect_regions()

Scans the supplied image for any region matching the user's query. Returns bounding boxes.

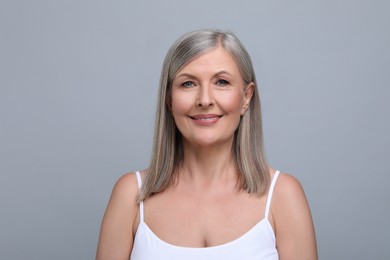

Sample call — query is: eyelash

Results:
[216,79,229,86]
[179,79,230,88]
[181,81,196,88]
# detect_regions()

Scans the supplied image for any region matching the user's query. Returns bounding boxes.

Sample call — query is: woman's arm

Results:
[272,173,318,260]
[96,173,140,260]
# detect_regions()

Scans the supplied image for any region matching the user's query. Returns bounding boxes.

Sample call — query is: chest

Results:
[143,188,267,247]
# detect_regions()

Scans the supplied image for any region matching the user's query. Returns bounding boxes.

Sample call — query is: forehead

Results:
[176,46,241,75]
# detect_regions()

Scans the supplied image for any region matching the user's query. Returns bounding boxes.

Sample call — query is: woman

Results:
[96,29,317,259]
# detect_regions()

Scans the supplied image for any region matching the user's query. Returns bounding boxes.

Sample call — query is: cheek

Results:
[221,92,245,113]
[170,92,191,117]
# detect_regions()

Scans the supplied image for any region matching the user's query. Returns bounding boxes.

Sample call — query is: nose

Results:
[196,85,214,108]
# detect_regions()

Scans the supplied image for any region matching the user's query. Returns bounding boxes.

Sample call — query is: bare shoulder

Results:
[272,172,312,224]
[112,172,140,200]
[96,172,142,260]
[105,171,142,228]
[273,172,306,203]
[271,172,318,260]
[103,172,140,214]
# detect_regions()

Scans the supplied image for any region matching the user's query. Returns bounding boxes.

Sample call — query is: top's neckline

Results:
[136,217,274,250]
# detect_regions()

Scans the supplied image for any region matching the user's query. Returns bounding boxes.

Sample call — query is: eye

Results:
[181,81,195,88]
[216,79,229,86]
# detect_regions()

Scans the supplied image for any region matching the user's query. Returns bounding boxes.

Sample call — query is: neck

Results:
[177,139,238,188]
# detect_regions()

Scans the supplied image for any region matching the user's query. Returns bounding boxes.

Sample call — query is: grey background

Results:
[1,0,389,259]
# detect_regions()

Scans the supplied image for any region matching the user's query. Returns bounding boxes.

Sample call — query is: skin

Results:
[96,46,317,259]
[170,46,253,149]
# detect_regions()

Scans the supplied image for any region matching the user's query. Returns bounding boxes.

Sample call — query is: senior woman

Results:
[97,29,317,260]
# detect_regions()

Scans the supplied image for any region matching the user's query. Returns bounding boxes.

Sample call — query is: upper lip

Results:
[189,114,222,119]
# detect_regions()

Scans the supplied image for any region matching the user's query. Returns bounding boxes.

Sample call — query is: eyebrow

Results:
[174,73,197,80]
[214,71,233,77]
[175,70,233,80]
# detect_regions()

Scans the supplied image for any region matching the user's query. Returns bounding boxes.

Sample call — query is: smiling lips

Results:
[189,114,222,125]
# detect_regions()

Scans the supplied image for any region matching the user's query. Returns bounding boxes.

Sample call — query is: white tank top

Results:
[130,171,280,260]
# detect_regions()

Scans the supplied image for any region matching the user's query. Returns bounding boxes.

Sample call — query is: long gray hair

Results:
[139,29,269,201]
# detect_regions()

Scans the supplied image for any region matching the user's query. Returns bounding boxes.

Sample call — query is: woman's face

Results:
[170,46,253,147]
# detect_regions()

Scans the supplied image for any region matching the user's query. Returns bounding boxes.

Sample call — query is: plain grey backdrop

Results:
[1,0,389,259]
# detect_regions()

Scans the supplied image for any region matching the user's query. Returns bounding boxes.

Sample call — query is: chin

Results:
[185,135,233,148]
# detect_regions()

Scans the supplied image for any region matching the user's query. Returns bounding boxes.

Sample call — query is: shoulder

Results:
[102,171,142,229]
[273,172,305,202]
[271,172,310,222]
[110,170,148,201]
[270,172,318,259]
[96,171,143,259]
[112,172,140,199]
[106,171,146,221]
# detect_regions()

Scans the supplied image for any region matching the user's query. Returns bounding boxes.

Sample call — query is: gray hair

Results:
[139,29,269,201]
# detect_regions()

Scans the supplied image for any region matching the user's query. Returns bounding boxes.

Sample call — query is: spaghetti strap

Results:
[264,170,280,220]
[135,171,144,222]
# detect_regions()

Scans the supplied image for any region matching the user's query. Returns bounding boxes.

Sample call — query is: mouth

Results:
[189,114,223,122]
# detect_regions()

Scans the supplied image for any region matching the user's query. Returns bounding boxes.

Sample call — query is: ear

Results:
[241,82,254,115]
[166,96,172,110]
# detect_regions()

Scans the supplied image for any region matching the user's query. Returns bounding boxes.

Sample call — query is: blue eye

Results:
[181,81,195,88]
[216,79,229,86]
